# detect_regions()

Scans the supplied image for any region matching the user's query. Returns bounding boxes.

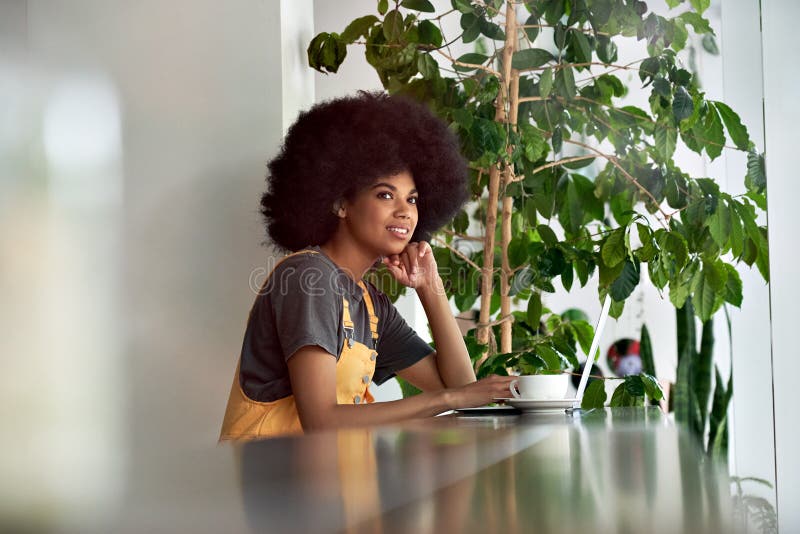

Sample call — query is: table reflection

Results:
[237,408,731,533]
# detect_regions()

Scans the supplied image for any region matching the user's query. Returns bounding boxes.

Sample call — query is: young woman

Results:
[220,92,514,441]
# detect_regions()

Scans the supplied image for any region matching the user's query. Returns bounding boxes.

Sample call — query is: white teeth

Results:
[387,227,409,235]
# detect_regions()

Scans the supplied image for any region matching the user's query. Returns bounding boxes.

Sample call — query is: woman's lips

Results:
[387,225,410,239]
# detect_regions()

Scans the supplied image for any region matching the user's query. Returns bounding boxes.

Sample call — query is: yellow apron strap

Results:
[357,281,380,346]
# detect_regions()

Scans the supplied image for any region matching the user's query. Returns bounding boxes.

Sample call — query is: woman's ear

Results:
[332,200,346,218]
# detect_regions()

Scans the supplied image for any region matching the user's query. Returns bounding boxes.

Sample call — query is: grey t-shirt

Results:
[239,248,434,402]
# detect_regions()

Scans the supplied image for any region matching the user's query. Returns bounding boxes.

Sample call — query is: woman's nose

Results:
[394,202,412,218]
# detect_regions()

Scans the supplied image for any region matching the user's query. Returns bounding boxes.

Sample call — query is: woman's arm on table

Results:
[287,346,512,432]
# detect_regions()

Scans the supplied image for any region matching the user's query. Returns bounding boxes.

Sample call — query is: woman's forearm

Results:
[416,275,476,388]
[301,389,454,431]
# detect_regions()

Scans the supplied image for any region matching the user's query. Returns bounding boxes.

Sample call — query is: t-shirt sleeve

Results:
[268,255,343,361]
[370,288,434,385]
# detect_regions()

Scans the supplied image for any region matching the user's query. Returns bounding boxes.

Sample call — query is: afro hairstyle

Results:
[260,91,469,252]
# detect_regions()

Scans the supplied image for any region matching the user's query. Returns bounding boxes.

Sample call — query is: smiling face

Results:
[340,170,419,258]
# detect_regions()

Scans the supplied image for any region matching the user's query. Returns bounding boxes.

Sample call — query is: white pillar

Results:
[761,0,800,530]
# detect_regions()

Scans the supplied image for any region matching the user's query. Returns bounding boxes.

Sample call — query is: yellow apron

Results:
[219,250,380,441]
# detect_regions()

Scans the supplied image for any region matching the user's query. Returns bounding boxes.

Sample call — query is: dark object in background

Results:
[606,338,642,377]
[571,362,604,390]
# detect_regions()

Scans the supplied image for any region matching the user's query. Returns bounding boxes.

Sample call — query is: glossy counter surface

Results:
[69,407,733,533]
[234,407,731,534]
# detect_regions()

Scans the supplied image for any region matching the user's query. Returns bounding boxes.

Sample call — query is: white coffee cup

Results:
[509,374,569,400]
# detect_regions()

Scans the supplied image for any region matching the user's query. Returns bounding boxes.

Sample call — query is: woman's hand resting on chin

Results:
[382,241,440,290]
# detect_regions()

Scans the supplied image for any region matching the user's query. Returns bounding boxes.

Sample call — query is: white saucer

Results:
[494,398,578,412]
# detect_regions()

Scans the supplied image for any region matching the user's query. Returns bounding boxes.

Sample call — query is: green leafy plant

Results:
[310,0,767,392]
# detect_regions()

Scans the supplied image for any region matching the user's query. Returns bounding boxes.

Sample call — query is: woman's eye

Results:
[408,197,418,205]
[378,191,392,200]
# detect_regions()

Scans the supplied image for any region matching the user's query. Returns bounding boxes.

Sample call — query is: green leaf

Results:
[658,230,689,269]
[341,15,379,43]
[694,264,724,321]
[641,372,664,400]
[729,203,745,259]
[678,12,714,35]
[460,13,481,43]
[669,261,697,309]
[535,345,566,370]
[595,35,618,64]
[539,67,554,98]
[556,65,577,99]
[527,292,543,330]
[523,14,540,42]
[519,352,548,374]
[610,260,640,301]
[746,150,766,193]
[479,18,506,40]
[553,22,567,49]
[383,10,404,41]
[639,56,661,86]
[453,209,469,233]
[470,117,505,155]
[624,375,645,396]
[417,20,443,46]
[561,264,574,291]
[454,52,489,72]
[694,316,715,432]
[417,53,439,79]
[690,0,711,15]
[509,266,532,297]
[401,0,435,12]
[655,123,677,161]
[700,104,725,160]
[575,259,589,287]
[571,31,592,64]
[714,101,750,150]
[309,33,348,74]
[571,320,594,354]
[723,263,743,307]
[537,224,558,247]
[640,324,657,377]
[451,0,474,14]
[636,224,657,262]
[378,0,389,15]
[511,48,554,70]
[707,200,731,248]
[508,234,530,267]
[672,86,694,123]
[653,77,671,97]
[666,0,684,7]
[551,125,563,153]
[581,379,607,410]
[608,299,625,319]
[560,180,583,235]
[602,228,627,268]
[702,34,719,55]
[610,382,637,407]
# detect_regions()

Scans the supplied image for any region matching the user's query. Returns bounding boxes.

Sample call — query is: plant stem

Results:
[510,155,597,181]
[434,49,502,77]
[498,1,519,354]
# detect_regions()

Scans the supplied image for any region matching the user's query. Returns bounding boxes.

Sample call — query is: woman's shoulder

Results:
[263,248,347,301]
[271,248,337,275]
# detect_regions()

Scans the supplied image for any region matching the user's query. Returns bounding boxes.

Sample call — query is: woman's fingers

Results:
[418,240,430,258]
